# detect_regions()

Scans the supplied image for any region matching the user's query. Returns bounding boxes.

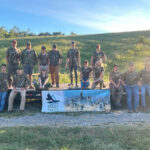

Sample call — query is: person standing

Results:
[122,62,140,113]
[91,60,104,89]
[8,66,30,112]
[65,41,81,87]
[20,41,37,88]
[91,44,107,67]
[38,46,49,73]
[109,64,123,107]
[48,44,62,88]
[80,60,92,89]
[139,63,150,111]
[0,64,11,112]
[6,40,20,77]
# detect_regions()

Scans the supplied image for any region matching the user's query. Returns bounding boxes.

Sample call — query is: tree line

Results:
[0,26,72,38]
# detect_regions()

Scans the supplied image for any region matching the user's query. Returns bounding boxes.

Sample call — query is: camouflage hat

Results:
[71,41,75,44]
[114,64,119,67]
[17,65,23,70]
[12,40,17,43]
[52,44,57,49]
[26,41,31,45]
[129,62,134,66]
[41,46,46,50]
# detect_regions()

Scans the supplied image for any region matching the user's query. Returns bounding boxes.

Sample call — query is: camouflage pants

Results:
[8,89,26,111]
[34,82,51,91]
[7,64,18,77]
[110,84,123,103]
[91,79,103,89]
[69,65,78,84]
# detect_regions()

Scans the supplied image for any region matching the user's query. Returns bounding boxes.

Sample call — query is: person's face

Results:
[128,65,134,71]
[17,70,23,75]
[114,66,119,72]
[84,63,88,68]
[1,66,6,73]
[72,43,75,49]
[145,65,150,71]
[27,44,31,49]
[41,49,46,53]
[12,41,17,48]
[52,47,56,50]
[96,46,100,51]
[42,70,46,75]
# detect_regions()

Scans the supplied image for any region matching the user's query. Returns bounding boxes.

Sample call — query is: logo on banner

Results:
[46,93,60,103]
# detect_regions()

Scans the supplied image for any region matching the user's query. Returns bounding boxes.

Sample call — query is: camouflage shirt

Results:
[6,47,20,65]
[109,71,121,84]
[139,70,150,84]
[122,71,140,85]
[38,53,48,65]
[48,50,62,66]
[0,72,11,92]
[93,66,104,79]
[13,74,30,88]
[38,74,48,86]
[67,48,80,66]
[92,51,105,66]
[81,67,92,78]
[21,49,37,66]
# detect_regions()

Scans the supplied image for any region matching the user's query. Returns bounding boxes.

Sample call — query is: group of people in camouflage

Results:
[0,39,150,113]
[109,62,150,112]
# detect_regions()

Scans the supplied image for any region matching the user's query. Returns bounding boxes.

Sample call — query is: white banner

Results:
[42,89,111,113]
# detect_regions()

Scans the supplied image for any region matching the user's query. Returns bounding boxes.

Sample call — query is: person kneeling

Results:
[8,66,30,112]
[80,60,92,89]
[34,69,51,91]
[92,60,104,89]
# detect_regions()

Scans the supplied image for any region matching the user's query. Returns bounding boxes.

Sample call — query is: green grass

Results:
[1,30,150,82]
[0,125,150,150]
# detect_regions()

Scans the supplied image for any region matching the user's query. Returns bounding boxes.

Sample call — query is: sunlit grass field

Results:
[0,125,150,150]
[0,30,150,83]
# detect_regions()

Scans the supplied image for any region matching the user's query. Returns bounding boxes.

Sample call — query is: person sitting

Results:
[109,64,123,107]
[34,69,51,91]
[80,60,92,89]
[122,62,140,113]
[0,64,11,112]
[91,60,104,89]
[8,66,30,112]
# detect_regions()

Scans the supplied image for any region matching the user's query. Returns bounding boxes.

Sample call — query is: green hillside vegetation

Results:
[0,30,150,83]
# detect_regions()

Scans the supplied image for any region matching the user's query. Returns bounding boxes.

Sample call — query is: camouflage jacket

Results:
[6,47,20,65]
[13,74,30,88]
[21,49,37,66]
[92,51,105,66]
[48,50,62,66]
[122,71,140,85]
[80,67,92,78]
[0,72,11,91]
[109,71,121,84]
[139,70,150,84]
[93,66,104,79]
[67,48,80,66]
[38,53,48,66]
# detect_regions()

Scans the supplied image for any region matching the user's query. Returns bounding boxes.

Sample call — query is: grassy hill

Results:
[1,30,150,83]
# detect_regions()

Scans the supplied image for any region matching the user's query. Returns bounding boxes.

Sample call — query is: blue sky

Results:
[0,0,150,34]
